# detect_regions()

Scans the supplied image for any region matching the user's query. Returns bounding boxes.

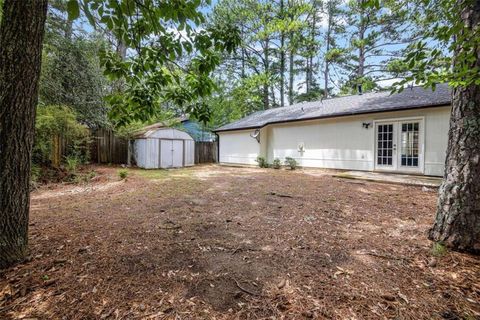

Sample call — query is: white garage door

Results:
[160,140,184,168]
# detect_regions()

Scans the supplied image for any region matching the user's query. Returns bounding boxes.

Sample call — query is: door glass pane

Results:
[377,124,394,166]
[400,122,420,167]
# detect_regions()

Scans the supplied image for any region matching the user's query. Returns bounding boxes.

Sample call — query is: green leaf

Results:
[67,0,80,21]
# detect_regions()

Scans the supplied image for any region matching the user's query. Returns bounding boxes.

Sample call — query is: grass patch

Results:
[133,167,195,180]
[118,169,129,180]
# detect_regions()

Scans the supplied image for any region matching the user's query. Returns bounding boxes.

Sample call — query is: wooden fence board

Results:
[91,129,128,164]
[194,142,217,164]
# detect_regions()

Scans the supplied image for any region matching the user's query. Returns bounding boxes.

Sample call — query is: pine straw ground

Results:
[0,165,479,320]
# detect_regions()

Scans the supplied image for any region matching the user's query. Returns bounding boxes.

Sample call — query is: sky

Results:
[73,0,411,100]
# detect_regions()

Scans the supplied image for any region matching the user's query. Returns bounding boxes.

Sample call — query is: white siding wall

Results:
[218,130,261,165]
[267,116,374,171]
[424,107,451,176]
[219,106,451,176]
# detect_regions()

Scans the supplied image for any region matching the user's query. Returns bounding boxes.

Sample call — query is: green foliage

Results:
[118,169,129,180]
[65,155,80,174]
[34,105,90,165]
[65,0,240,126]
[255,156,269,168]
[40,11,109,128]
[272,158,281,169]
[383,0,480,91]
[284,157,297,170]
[295,87,325,103]
[431,242,447,257]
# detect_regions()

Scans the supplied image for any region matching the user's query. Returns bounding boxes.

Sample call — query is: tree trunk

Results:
[324,1,333,98]
[0,0,48,269]
[306,3,317,94]
[289,47,294,105]
[279,0,285,107]
[263,37,270,110]
[357,15,365,83]
[428,1,480,253]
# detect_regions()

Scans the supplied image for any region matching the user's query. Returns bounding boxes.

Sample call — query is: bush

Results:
[33,105,90,166]
[118,169,129,180]
[65,155,80,174]
[272,158,281,169]
[284,157,297,170]
[255,156,269,168]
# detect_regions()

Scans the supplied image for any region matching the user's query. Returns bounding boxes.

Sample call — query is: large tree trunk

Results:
[0,0,48,269]
[428,1,480,253]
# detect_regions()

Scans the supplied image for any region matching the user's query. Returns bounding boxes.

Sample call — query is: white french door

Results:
[375,119,423,173]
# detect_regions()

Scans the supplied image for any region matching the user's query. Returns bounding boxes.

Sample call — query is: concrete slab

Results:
[334,171,443,187]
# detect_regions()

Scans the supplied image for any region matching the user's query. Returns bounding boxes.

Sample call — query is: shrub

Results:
[33,105,90,166]
[255,156,269,168]
[284,157,297,170]
[272,158,281,169]
[118,169,129,180]
[65,155,80,174]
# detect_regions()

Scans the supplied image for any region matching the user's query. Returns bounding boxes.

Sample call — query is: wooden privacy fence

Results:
[90,129,128,164]
[52,129,217,165]
[195,142,217,164]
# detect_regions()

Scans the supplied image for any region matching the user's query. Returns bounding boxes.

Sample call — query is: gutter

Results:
[213,103,450,133]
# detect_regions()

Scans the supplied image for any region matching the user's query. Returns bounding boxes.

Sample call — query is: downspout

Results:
[215,133,220,163]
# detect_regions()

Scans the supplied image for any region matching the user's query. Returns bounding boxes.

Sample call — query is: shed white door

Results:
[172,140,183,167]
[375,119,423,173]
[160,140,184,168]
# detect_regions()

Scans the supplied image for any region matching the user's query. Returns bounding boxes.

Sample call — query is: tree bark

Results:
[0,0,48,269]
[279,0,285,108]
[263,37,270,110]
[288,47,294,105]
[428,1,480,253]
[323,2,332,98]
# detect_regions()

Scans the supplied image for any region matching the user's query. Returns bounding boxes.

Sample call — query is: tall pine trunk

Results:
[279,0,285,107]
[289,48,295,105]
[0,0,48,269]
[323,10,332,98]
[263,37,270,110]
[428,1,480,253]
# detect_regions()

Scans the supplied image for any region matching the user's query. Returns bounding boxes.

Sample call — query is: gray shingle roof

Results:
[215,84,451,132]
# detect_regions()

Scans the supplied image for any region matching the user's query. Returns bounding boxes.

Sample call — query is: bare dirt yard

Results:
[1,165,479,319]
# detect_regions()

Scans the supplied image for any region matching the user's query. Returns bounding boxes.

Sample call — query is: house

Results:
[132,123,195,169]
[214,84,451,176]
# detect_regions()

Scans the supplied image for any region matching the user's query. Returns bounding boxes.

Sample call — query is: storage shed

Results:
[132,123,195,169]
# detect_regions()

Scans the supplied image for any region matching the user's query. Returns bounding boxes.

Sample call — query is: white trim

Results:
[373,116,425,174]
